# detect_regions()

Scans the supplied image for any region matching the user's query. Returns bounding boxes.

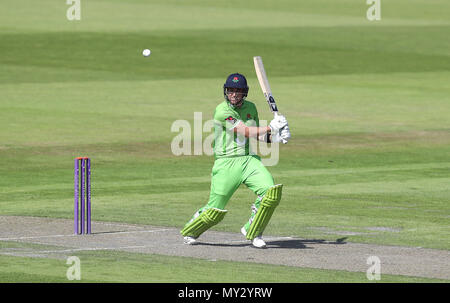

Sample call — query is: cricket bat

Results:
[253,56,287,144]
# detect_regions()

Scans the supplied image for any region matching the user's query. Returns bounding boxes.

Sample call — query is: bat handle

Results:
[274,112,288,144]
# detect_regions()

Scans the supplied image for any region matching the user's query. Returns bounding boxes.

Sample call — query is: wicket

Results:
[74,157,91,234]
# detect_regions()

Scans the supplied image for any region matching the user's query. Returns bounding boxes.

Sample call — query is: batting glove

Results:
[280,125,291,142]
[269,114,288,134]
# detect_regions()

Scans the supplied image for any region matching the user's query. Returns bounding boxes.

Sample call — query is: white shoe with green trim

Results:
[252,236,267,248]
[183,236,197,245]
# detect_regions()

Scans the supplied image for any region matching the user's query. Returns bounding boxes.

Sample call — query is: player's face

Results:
[226,88,245,107]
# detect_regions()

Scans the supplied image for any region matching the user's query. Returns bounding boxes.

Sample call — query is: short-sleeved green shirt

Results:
[213,100,259,158]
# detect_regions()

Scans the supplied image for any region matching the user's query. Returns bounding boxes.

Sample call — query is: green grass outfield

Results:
[0,0,449,282]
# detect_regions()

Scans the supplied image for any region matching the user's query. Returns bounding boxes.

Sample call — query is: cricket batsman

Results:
[180,73,291,248]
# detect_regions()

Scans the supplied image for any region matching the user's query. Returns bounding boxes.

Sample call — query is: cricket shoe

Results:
[252,236,267,249]
[183,236,197,245]
[241,227,267,248]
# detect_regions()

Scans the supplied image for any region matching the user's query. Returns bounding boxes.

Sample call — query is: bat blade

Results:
[253,56,287,144]
[253,56,279,113]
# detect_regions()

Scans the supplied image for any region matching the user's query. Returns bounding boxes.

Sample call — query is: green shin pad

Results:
[181,208,227,238]
[246,184,283,240]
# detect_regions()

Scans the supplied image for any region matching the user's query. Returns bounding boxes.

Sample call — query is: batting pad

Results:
[246,184,283,240]
[180,208,227,238]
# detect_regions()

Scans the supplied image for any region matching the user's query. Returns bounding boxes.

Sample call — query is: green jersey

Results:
[213,100,259,158]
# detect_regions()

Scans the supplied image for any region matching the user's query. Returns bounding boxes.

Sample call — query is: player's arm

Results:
[234,114,289,142]
[234,121,270,138]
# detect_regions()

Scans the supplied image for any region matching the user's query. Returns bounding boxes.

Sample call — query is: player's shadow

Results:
[197,237,347,249]
[267,237,348,249]
[197,242,252,248]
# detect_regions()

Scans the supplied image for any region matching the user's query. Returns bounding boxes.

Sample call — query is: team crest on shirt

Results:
[247,113,251,119]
